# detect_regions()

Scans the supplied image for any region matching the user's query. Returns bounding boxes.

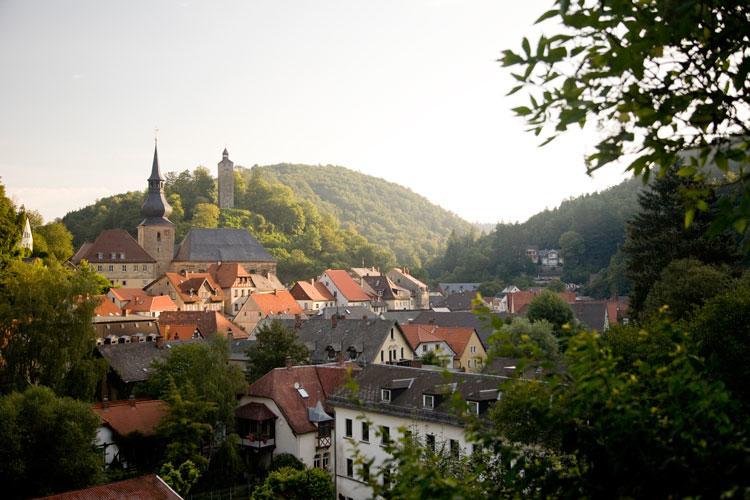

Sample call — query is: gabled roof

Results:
[109,288,149,302]
[97,340,197,383]
[388,268,427,290]
[94,296,121,317]
[290,280,335,302]
[249,273,284,290]
[572,300,608,332]
[402,324,478,357]
[400,324,443,349]
[70,229,156,265]
[248,291,304,316]
[173,228,275,263]
[430,291,476,311]
[91,399,168,437]
[158,310,247,339]
[126,295,178,314]
[412,311,506,347]
[160,272,224,303]
[362,276,410,301]
[507,290,576,314]
[323,269,371,302]
[206,262,250,288]
[248,363,356,435]
[291,318,408,365]
[41,474,181,499]
[329,364,507,426]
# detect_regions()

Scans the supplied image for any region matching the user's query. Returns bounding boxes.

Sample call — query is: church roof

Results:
[71,229,156,264]
[140,144,173,226]
[173,228,275,263]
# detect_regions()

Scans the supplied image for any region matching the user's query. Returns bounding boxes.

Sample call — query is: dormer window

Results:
[119,253,125,260]
[326,346,337,360]
[97,252,103,260]
[110,252,116,260]
[381,389,391,403]
[423,394,435,409]
[467,401,479,415]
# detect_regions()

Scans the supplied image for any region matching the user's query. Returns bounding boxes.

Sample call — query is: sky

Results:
[0,0,627,224]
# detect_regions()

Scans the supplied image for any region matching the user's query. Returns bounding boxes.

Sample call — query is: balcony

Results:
[239,436,275,450]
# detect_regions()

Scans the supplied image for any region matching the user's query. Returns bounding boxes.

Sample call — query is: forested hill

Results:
[248,164,473,268]
[427,177,643,295]
[62,164,472,280]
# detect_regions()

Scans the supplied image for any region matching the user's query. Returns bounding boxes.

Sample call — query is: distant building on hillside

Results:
[217,148,235,209]
[20,217,33,253]
[387,268,430,310]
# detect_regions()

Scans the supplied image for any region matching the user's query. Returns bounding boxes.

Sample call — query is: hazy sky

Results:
[0,0,627,224]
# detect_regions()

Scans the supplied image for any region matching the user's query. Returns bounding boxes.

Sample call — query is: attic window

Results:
[467,401,479,415]
[423,394,435,409]
[97,252,103,260]
[296,385,309,399]
[381,389,391,403]
[347,346,358,360]
[119,253,125,260]
[326,346,336,360]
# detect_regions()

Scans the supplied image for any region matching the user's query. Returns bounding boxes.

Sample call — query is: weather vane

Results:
[154,127,159,145]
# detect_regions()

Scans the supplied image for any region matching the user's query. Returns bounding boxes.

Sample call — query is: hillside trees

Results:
[0,182,22,263]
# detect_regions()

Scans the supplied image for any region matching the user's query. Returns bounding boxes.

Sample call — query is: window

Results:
[470,345,476,353]
[450,439,460,458]
[314,453,321,469]
[380,426,390,445]
[381,389,391,403]
[234,303,239,312]
[157,232,161,242]
[122,281,127,286]
[110,252,116,259]
[422,345,428,352]
[380,350,384,362]
[390,328,394,340]
[346,458,354,478]
[322,451,330,470]
[360,462,370,482]
[121,265,127,272]
[423,394,434,409]
[345,418,353,438]
[426,434,435,452]
[119,252,125,260]
[108,265,114,272]
[97,252,103,260]
[234,289,238,297]
[467,401,480,415]
[400,347,404,358]
[361,421,369,442]
[97,265,103,271]
[142,264,148,271]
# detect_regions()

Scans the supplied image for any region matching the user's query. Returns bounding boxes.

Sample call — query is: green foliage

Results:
[31,221,75,261]
[269,453,305,472]
[191,203,219,228]
[503,0,750,236]
[488,317,559,368]
[642,258,734,322]
[0,182,22,264]
[144,336,245,431]
[623,166,741,317]
[545,279,566,293]
[245,320,309,383]
[477,279,505,297]
[62,190,145,248]
[250,466,334,500]
[418,349,446,367]
[0,260,106,398]
[526,290,575,335]
[200,434,246,490]
[159,460,201,496]
[0,385,102,498]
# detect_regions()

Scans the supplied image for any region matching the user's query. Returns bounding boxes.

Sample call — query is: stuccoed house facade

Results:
[329,364,507,500]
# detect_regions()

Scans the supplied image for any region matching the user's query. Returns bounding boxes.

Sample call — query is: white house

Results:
[328,364,506,499]
[319,269,372,309]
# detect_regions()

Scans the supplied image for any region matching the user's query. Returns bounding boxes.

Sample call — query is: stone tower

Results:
[217,148,235,209]
[137,142,175,276]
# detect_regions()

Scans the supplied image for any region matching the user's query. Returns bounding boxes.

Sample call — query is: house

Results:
[106,288,178,317]
[94,295,122,317]
[171,227,277,276]
[145,272,224,312]
[158,310,247,340]
[506,290,576,314]
[319,269,372,309]
[386,268,430,309]
[438,283,480,296]
[70,229,157,288]
[228,338,256,372]
[413,310,506,348]
[233,290,305,336]
[288,317,415,366]
[401,324,486,372]
[361,275,412,311]
[525,246,539,264]
[539,249,563,268]
[206,262,284,317]
[93,315,160,345]
[235,362,356,469]
[350,267,381,279]
[606,297,630,326]
[571,300,610,332]
[329,364,507,499]
[429,291,477,312]
[400,324,455,367]
[318,306,379,320]
[41,474,181,500]
[289,280,336,313]
[92,398,168,468]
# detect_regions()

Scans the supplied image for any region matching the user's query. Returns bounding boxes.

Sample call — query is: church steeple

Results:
[140,142,173,225]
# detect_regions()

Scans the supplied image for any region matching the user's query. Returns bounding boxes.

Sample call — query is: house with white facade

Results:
[319,269,372,309]
[234,363,357,470]
[329,364,506,499]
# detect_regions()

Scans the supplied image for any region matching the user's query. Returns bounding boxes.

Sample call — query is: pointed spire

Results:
[222,147,229,158]
[148,142,164,181]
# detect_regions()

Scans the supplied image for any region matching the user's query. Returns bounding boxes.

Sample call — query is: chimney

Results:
[294,314,302,329]
[331,315,338,329]
[336,350,344,366]
[128,394,136,407]
[102,396,109,410]
[156,335,165,349]
[285,356,293,369]
[310,279,315,286]
[227,328,233,339]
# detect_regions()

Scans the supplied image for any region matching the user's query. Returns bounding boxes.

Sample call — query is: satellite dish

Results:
[294,382,300,389]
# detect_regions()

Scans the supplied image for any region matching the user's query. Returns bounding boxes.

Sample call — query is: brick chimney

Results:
[285,356,293,369]
[331,315,338,329]
[102,396,109,410]
[128,394,136,407]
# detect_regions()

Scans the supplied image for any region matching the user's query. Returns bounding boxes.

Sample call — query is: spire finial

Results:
[154,127,159,145]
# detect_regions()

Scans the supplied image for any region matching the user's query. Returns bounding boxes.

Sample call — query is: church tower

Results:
[137,142,175,276]
[217,148,235,209]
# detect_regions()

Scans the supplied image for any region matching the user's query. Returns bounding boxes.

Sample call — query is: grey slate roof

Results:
[289,317,403,365]
[572,301,608,332]
[430,291,476,311]
[228,338,257,364]
[439,283,480,295]
[328,364,508,425]
[381,310,425,324]
[413,311,506,347]
[173,228,275,263]
[98,339,202,383]
[318,306,379,319]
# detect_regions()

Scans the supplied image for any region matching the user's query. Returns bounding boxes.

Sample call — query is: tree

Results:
[526,290,575,335]
[251,466,334,500]
[622,166,739,316]
[642,258,734,322]
[0,260,107,398]
[246,320,309,382]
[269,453,305,472]
[488,317,560,369]
[159,460,200,497]
[559,230,586,282]
[0,181,21,264]
[502,0,750,233]
[144,336,245,431]
[0,386,102,498]
[190,202,219,228]
[419,349,447,367]
[33,222,74,261]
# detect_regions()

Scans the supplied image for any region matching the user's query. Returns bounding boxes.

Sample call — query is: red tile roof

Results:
[163,272,224,303]
[40,474,180,499]
[290,280,335,302]
[324,269,370,302]
[248,364,357,435]
[91,399,168,437]
[249,290,304,316]
[70,229,156,264]
[94,296,122,317]
[161,323,200,341]
[126,295,178,314]
[404,324,478,357]
[400,324,443,350]
[507,290,576,314]
[158,311,248,339]
[206,262,250,289]
[110,288,149,302]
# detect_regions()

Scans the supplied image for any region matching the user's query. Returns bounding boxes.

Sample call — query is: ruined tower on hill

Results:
[217,148,234,209]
